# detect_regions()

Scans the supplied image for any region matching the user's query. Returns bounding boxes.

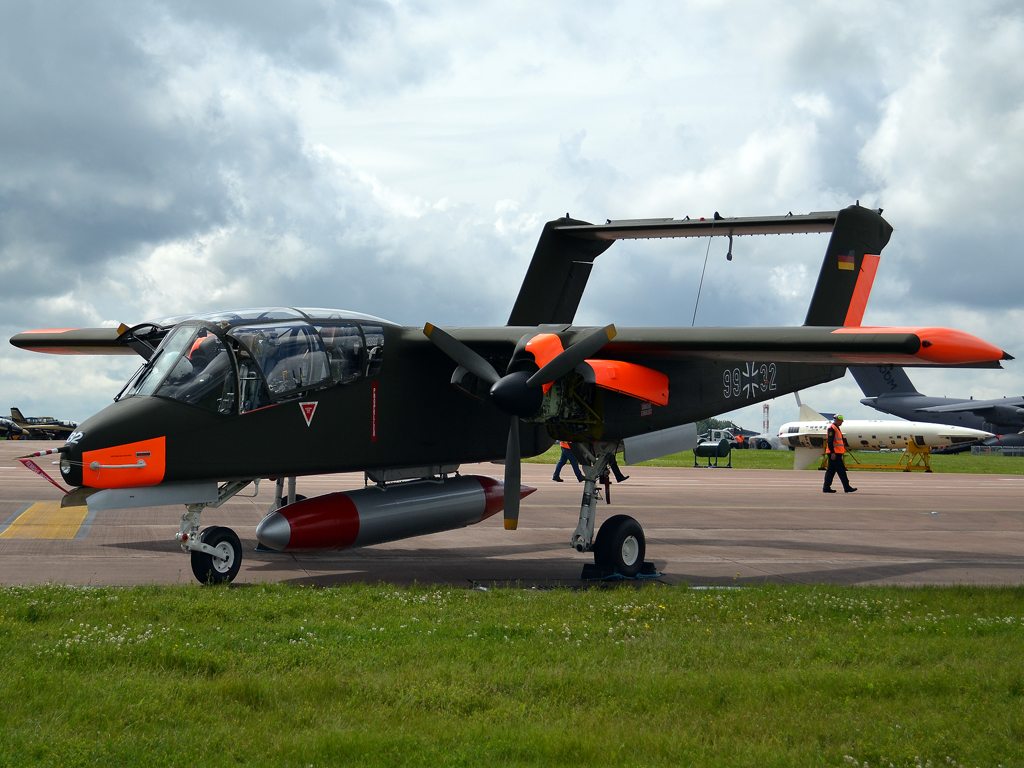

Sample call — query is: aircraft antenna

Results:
[691,225,715,325]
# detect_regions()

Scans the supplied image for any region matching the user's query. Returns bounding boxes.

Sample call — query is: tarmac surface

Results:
[1,441,1022,587]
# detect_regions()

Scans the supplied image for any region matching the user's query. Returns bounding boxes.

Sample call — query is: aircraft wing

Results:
[917,400,1024,415]
[9,325,158,358]
[599,325,1011,368]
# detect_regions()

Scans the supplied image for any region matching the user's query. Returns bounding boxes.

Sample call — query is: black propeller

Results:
[423,323,616,528]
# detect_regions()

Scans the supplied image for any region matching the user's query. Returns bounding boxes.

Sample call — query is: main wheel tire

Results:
[190,526,242,584]
[593,515,646,577]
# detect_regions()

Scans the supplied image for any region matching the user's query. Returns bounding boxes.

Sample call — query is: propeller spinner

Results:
[423,323,616,528]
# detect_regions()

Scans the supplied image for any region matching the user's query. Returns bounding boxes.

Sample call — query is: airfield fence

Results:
[970,445,1024,457]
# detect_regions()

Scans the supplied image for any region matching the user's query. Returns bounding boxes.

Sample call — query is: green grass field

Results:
[527,445,1024,474]
[1,583,1022,766]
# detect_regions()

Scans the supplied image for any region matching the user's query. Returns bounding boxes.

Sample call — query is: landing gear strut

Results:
[571,443,652,578]
[175,479,256,584]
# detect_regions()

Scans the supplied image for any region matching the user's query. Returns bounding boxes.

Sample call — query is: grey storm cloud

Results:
[2,0,1024,427]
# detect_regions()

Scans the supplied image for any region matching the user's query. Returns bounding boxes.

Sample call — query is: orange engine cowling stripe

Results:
[525,333,565,394]
[587,359,669,405]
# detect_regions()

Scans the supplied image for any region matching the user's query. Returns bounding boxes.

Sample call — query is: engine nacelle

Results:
[255,475,535,552]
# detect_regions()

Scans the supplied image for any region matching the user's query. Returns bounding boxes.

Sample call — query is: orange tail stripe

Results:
[843,254,879,327]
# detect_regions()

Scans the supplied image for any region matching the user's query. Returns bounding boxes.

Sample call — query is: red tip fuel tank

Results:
[255,475,536,552]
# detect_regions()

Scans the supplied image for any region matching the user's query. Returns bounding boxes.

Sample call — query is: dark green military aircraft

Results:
[10,204,1010,583]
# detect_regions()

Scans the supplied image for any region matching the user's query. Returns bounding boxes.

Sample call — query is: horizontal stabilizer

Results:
[554,211,838,241]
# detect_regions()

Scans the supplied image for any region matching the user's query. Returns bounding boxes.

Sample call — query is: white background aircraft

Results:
[778,404,992,470]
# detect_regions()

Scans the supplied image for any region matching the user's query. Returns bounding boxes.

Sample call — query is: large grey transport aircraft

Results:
[852,366,1024,440]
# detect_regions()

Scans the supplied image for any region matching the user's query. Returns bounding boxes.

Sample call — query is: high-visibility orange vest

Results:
[827,423,846,454]
[560,441,571,450]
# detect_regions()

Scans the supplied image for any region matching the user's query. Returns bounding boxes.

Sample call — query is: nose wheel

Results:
[189,526,242,584]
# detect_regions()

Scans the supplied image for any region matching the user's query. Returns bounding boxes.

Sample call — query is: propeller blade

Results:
[526,324,617,388]
[504,416,521,530]
[423,323,500,386]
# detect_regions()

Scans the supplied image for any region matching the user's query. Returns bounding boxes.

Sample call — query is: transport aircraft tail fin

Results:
[11,407,26,423]
[803,205,891,327]
[850,365,921,397]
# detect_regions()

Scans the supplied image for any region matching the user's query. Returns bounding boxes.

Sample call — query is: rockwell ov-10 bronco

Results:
[10,205,1011,583]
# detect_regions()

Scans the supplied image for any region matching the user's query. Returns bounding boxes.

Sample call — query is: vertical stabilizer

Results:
[507,217,614,326]
[804,205,892,326]
[798,404,825,422]
[11,407,26,424]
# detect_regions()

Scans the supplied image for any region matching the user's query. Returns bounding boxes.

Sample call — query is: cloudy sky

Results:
[2,0,1023,433]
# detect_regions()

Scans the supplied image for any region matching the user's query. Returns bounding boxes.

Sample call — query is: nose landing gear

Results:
[189,526,242,584]
[174,479,257,584]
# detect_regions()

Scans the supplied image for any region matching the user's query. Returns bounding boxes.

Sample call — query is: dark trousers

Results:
[823,453,853,491]
[554,447,583,480]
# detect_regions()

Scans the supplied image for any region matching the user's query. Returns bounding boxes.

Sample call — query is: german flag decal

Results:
[838,250,856,270]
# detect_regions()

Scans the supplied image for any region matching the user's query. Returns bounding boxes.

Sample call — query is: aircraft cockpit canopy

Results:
[120,308,390,414]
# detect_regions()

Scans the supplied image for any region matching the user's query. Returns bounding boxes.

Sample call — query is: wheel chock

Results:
[580,561,660,581]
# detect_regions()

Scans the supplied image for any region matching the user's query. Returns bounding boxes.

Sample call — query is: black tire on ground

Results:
[190,526,243,584]
[593,514,646,577]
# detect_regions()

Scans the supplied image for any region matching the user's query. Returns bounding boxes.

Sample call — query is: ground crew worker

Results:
[823,414,857,493]
[553,441,584,482]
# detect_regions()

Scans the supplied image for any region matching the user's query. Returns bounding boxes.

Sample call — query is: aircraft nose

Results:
[256,512,290,551]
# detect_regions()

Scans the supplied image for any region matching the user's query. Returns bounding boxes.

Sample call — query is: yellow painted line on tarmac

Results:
[0,502,89,540]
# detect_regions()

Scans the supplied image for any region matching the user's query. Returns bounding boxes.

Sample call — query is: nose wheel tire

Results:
[593,514,646,577]
[190,526,242,584]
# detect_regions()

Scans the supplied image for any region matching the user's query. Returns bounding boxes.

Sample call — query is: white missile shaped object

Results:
[256,474,535,552]
[778,404,992,470]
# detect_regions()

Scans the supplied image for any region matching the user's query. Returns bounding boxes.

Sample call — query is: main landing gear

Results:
[175,479,260,585]
[570,442,653,579]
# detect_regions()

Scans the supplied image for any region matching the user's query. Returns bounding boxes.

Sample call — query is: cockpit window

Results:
[129,325,197,397]
[362,324,385,376]
[154,330,237,414]
[230,322,330,397]
[316,324,363,384]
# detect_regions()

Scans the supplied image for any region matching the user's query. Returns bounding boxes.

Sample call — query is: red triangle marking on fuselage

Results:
[300,402,318,427]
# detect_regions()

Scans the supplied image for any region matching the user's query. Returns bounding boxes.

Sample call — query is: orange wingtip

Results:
[833,326,1008,365]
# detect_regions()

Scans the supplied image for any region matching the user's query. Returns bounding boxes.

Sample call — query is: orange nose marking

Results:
[82,436,166,489]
